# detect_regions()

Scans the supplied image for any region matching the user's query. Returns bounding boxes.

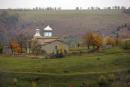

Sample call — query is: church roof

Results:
[35,37,58,44]
[44,25,53,31]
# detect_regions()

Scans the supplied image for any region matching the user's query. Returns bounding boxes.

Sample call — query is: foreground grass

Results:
[0,48,130,74]
[0,47,130,87]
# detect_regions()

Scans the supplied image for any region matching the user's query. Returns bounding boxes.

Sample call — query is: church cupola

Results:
[43,25,53,37]
[34,29,41,38]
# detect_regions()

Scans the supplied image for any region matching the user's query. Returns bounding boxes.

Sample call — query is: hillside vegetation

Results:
[0,10,130,43]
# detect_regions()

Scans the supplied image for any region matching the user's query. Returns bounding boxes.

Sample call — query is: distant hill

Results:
[0,9,130,43]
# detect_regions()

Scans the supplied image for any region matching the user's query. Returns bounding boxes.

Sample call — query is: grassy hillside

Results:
[0,47,130,87]
[0,10,130,40]
[16,10,130,36]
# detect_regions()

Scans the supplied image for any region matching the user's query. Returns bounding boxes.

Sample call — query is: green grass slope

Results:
[0,48,130,87]
[0,48,129,74]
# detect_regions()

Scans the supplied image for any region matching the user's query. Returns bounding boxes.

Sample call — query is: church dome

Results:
[44,25,53,31]
[34,29,41,37]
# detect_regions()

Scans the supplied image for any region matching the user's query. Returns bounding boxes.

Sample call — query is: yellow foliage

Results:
[92,33,103,47]
[106,37,116,46]
[84,32,103,49]
[59,44,65,54]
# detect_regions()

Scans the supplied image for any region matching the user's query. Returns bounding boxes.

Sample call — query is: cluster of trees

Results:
[33,7,62,11]
[83,23,130,52]
[106,37,117,47]
[7,7,62,11]
[5,6,130,11]
[2,32,31,55]
[123,7,130,14]
[75,6,129,10]
[16,33,31,53]
[84,32,118,51]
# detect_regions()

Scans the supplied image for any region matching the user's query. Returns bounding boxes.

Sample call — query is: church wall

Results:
[41,41,69,54]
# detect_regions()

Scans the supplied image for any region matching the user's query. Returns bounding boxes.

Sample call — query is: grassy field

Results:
[0,47,130,87]
[0,48,129,74]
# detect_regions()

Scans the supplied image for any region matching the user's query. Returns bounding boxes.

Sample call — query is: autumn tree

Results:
[84,32,93,49]
[10,40,21,55]
[92,33,103,50]
[106,37,116,46]
[84,32,103,50]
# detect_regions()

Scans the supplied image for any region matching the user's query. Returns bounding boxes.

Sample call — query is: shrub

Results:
[106,37,116,47]
[0,44,3,54]
[80,82,89,87]
[108,74,116,82]
[55,52,64,58]
[120,40,130,49]
[98,75,109,87]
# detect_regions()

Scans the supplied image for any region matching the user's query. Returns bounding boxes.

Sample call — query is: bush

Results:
[108,74,116,82]
[0,44,3,54]
[55,52,64,58]
[121,40,130,50]
[98,75,109,87]
[80,82,89,87]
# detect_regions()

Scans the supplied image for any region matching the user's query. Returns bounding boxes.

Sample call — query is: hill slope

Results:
[0,10,130,42]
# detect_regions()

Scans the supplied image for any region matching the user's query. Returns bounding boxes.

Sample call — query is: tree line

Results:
[2,6,130,11]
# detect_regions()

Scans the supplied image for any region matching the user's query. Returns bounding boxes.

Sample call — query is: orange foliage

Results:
[10,40,21,54]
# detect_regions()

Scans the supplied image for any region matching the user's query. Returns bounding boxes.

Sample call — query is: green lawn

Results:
[0,47,130,87]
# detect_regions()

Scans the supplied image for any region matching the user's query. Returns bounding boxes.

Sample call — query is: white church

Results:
[32,25,69,54]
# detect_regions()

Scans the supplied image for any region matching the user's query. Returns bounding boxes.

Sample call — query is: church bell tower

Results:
[43,25,53,37]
